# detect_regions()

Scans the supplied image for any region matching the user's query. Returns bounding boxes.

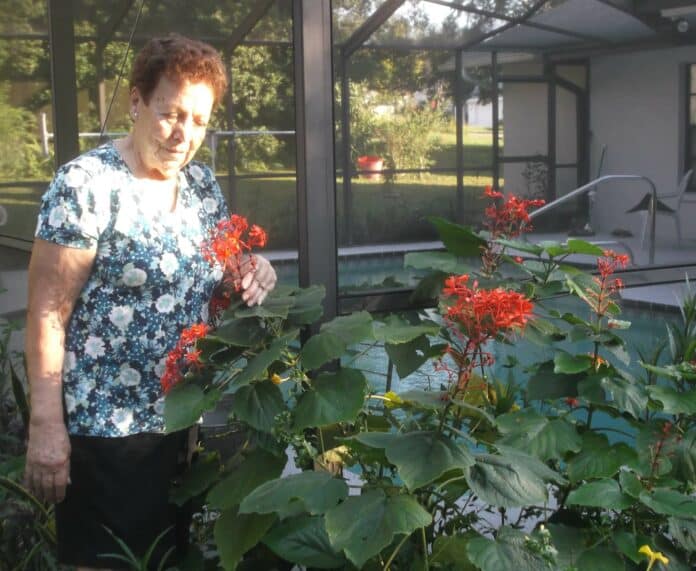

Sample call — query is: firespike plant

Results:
[163,189,690,570]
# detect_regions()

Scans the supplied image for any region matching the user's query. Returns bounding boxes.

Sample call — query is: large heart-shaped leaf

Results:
[430,535,477,570]
[499,417,581,461]
[647,385,696,415]
[171,453,220,506]
[212,317,267,347]
[467,528,551,571]
[428,216,486,257]
[527,361,581,400]
[466,454,549,508]
[566,479,634,509]
[673,429,696,484]
[214,506,275,571]
[324,489,432,568]
[568,433,636,483]
[639,488,696,518]
[263,515,348,569]
[404,250,473,274]
[240,471,348,519]
[669,517,696,552]
[373,314,441,344]
[287,285,325,325]
[164,384,221,433]
[229,381,285,433]
[554,351,592,374]
[207,448,286,510]
[355,430,474,490]
[386,337,445,380]
[300,311,374,370]
[293,368,367,430]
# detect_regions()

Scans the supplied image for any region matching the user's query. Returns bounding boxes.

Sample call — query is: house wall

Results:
[590,46,696,240]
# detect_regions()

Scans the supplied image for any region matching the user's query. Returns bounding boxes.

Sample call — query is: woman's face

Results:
[130,76,215,180]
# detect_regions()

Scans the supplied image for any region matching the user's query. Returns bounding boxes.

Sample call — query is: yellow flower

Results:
[510,403,521,412]
[271,373,284,385]
[639,545,669,570]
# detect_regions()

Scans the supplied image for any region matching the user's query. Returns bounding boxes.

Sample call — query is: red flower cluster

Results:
[483,186,545,240]
[480,186,544,275]
[202,214,268,321]
[443,274,534,340]
[585,249,629,316]
[203,214,267,281]
[161,323,210,393]
[441,274,534,389]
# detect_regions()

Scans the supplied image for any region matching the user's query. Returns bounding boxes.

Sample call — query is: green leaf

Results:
[164,384,221,433]
[239,471,348,519]
[567,479,634,509]
[496,237,544,255]
[466,454,549,508]
[324,489,432,568]
[171,453,220,506]
[495,445,566,484]
[226,332,298,394]
[567,433,636,483]
[430,535,477,570]
[467,530,552,571]
[576,546,624,571]
[213,317,267,347]
[613,529,651,564]
[351,430,474,490]
[207,449,286,510]
[214,506,275,571]
[547,523,588,569]
[647,385,696,415]
[639,488,696,518]
[565,239,605,255]
[527,361,581,400]
[385,335,433,378]
[674,429,696,484]
[293,368,367,430]
[287,285,325,325]
[579,375,648,418]
[669,517,696,552]
[498,416,582,461]
[300,312,374,370]
[428,216,487,257]
[373,314,440,344]
[496,408,547,435]
[404,251,472,274]
[263,515,348,569]
[229,381,286,433]
[554,351,592,374]
[619,470,644,498]
[386,431,475,490]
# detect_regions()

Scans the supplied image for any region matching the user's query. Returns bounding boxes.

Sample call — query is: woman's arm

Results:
[24,239,96,503]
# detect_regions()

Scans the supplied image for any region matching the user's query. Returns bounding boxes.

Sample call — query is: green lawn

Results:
[0,125,496,248]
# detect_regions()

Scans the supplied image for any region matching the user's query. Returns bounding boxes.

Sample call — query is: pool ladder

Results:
[528,174,658,265]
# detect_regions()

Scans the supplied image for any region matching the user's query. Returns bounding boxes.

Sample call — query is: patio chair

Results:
[625,169,693,248]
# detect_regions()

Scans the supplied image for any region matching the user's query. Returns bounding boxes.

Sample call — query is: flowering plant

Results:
[164,190,693,571]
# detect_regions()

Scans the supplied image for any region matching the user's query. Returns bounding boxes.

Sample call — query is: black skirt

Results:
[55,429,193,569]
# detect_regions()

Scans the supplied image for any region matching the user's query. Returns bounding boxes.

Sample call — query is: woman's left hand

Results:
[240,254,277,306]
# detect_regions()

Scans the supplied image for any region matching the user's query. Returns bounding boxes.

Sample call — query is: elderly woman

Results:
[23,35,275,567]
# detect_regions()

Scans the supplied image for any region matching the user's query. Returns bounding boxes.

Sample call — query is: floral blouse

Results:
[35,143,226,437]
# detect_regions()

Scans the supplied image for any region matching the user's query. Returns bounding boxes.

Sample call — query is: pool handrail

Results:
[528,174,659,265]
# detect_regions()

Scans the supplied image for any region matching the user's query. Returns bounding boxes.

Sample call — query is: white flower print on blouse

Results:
[202,197,218,214]
[48,204,68,227]
[118,365,141,387]
[155,294,177,313]
[122,263,147,287]
[109,305,134,329]
[189,163,205,183]
[159,252,179,277]
[84,335,106,359]
[34,143,228,437]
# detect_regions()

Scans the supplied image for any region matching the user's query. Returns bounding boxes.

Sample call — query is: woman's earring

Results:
[131,111,138,121]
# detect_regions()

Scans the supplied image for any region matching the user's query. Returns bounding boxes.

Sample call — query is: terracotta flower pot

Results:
[356,155,384,180]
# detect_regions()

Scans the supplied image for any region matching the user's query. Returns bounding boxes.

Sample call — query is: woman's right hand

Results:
[24,420,71,503]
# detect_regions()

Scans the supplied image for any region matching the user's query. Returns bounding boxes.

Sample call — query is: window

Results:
[685,64,696,189]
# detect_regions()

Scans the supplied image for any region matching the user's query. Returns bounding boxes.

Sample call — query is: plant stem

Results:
[421,527,430,571]
[382,533,410,570]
